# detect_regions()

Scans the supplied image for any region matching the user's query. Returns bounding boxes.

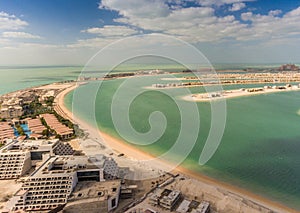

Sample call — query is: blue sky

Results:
[0,0,300,65]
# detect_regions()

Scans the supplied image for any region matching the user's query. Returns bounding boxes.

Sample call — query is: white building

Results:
[64,180,121,213]
[0,106,23,119]
[149,188,182,210]
[0,148,31,180]
[5,155,119,212]
[0,139,59,179]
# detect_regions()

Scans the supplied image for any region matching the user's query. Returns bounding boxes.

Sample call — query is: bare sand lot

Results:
[0,180,22,210]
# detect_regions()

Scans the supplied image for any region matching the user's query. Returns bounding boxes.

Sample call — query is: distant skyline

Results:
[0,0,300,65]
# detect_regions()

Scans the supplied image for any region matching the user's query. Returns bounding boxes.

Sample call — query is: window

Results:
[111,198,116,208]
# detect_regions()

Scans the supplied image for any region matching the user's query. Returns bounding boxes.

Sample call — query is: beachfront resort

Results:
[0,83,76,143]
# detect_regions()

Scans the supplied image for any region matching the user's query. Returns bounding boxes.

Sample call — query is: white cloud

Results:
[67,37,117,48]
[113,7,216,31]
[0,11,28,30]
[1,2,300,65]
[268,10,282,16]
[238,7,300,41]
[241,11,252,21]
[0,12,16,18]
[99,0,170,18]
[2,31,41,39]
[197,0,254,7]
[98,0,300,44]
[82,25,139,37]
[100,1,246,42]
[229,2,246,11]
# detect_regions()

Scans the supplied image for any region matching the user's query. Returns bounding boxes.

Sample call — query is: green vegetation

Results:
[55,134,62,140]
[15,124,25,136]
[40,111,76,140]
[40,117,47,127]
[21,96,53,119]
[104,72,135,79]
[39,117,52,139]
[44,96,55,106]
[15,95,77,140]
[73,124,86,139]
[42,128,50,137]
[52,110,73,129]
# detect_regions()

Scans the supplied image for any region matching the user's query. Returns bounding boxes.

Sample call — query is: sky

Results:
[0,0,300,65]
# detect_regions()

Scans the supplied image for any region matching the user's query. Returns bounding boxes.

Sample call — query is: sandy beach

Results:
[55,82,298,213]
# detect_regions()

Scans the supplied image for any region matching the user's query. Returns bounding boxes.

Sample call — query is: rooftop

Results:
[0,139,59,153]
[68,180,121,203]
[32,154,108,177]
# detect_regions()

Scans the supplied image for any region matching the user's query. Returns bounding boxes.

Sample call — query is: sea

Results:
[1,65,300,211]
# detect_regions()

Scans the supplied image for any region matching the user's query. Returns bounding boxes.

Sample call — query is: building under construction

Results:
[0,139,77,180]
[4,154,119,212]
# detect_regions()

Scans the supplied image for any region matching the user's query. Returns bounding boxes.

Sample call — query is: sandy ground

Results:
[126,175,272,213]
[69,139,81,151]
[55,82,297,213]
[35,83,76,90]
[0,180,22,210]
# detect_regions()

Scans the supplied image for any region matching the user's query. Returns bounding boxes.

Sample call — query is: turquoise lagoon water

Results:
[1,66,300,210]
[65,77,300,211]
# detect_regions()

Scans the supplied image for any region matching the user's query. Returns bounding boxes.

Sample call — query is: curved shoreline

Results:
[56,83,298,213]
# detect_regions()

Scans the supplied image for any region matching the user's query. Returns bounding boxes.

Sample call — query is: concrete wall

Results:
[63,200,108,213]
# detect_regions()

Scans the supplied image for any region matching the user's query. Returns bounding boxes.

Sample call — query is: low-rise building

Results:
[279,64,299,71]
[176,199,191,213]
[18,91,37,104]
[26,118,46,136]
[0,122,15,144]
[176,199,210,213]
[63,180,121,213]
[40,114,73,139]
[0,105,23,119]
[190,201,210,213]
[149,188,182,210]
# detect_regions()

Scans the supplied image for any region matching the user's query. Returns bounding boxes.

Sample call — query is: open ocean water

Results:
[0,66,80,95]
[1,66,300,210]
